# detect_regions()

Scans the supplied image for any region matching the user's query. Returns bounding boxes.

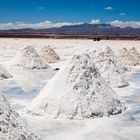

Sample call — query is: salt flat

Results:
[0,38,140,140]
[0,38,140,61]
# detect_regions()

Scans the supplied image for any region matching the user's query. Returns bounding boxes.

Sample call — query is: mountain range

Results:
[0,23,140,36]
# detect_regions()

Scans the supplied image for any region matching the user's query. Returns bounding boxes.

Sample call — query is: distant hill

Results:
[0,23,140,36]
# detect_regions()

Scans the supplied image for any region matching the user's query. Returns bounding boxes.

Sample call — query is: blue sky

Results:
[0,0,139,23]
[0,0,140,29]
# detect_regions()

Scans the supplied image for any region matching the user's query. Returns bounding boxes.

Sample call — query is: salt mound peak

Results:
[9,46,50,69]
[41,46,60,63]
[104,46,114,55]
[129,47,140,62]
[26,54,125,119]
[119,48,139,66]
[0,64,12,80]
[0,95,41,140]
[89,47,129,88]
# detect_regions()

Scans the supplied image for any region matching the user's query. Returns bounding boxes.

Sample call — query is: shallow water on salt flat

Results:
[0,69,56,111]
[0,42,140,140]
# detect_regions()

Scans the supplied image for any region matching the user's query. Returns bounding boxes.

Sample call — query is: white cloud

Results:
[0,21,83,30]
[0,20,140,30]
[119,13,126,16]
[90,19,100,24]
[110,20,140,28]
[104,6,113,10]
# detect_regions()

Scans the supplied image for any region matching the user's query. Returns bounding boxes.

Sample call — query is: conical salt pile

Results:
[104,46,114,55]
[26,54,125,119]
[41,46,60,63]
[129,47,140,62]
[119,48,139,66]
[0,95,41,140]
[89,47,129,88]
[0,64,12,80]
[9,46,50,69]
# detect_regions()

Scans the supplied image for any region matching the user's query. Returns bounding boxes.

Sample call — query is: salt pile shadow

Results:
[0,64,12,80]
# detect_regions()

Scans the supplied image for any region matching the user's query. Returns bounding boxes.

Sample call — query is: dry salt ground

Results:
[9,46,50,70]
[0,64,12,80]
[88,47,129,88]
[27,54,125,119]
[119,48,139,66]
[0,39,140,140]
[41,46,61,63]
[0,95,41,140]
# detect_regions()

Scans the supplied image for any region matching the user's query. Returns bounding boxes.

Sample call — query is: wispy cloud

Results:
[0,21,83,30]
[119,13,126,16]
[110,20,140,28]
[104,6,113,10]
[90,19,100,24]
